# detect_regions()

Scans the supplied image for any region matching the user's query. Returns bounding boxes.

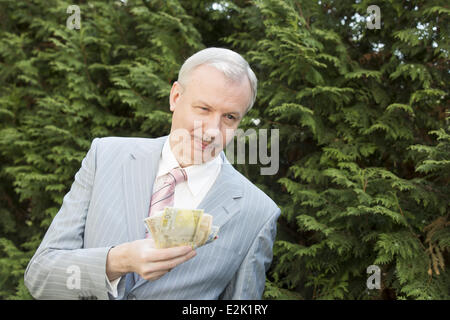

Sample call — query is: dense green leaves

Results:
[0,0,204,299]
[1,0,448,299]
[224,0,449,299]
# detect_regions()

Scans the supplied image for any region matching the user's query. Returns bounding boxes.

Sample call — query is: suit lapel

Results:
[196,153,243,229]
[122,136,166,242]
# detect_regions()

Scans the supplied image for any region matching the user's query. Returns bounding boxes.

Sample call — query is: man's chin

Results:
[185,146,220,165]
[194,149,218,163]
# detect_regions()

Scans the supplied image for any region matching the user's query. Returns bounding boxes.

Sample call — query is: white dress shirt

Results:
[106,136,223,298]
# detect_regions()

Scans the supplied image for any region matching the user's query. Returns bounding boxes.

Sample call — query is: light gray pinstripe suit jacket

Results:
[24,135,280,300]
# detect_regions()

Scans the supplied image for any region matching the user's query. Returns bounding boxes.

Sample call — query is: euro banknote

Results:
[144,207,219,249]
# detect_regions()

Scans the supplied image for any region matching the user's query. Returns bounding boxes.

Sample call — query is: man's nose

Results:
[203,114,222,140]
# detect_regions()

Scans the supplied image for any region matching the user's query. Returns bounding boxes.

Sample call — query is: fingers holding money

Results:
[141,249,196,281]
[150,245,194,261]
[151,249,197,271]
[107,239,198,283]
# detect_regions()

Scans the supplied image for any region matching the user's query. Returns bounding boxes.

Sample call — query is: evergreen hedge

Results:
[0,0,448,299]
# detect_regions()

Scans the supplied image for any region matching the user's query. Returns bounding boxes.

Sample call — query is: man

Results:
[24,47,281,300]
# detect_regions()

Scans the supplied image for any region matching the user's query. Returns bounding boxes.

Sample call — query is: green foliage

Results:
[1,0,448,299]
[223,0,449,299]
[0,0,204,299]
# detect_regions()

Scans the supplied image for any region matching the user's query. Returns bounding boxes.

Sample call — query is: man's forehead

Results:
[183,65,251,113]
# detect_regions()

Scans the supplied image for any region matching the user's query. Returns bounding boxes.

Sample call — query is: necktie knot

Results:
[168,167,187,185]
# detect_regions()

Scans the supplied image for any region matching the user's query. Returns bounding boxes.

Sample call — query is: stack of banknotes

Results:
[144,207,219,249]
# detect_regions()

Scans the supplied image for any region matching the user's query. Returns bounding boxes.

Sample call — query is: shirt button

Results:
[128,294,136,300]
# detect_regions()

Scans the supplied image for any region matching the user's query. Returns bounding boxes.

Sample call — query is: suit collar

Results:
[158,137,224,198]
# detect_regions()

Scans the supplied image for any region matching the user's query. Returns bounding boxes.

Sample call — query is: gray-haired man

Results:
[25,47,280,300]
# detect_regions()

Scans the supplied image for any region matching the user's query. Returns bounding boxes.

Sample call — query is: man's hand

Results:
[106,239,196,282]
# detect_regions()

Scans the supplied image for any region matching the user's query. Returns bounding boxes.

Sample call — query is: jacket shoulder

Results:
[95,136,164,153]
[96,136,159,148]
[89,136,165,167]
[230,166,280,220]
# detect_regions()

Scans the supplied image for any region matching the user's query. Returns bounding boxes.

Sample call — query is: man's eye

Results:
[225,114,236,120]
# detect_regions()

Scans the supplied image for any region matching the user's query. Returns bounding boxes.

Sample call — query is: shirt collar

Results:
[157,137,223,197]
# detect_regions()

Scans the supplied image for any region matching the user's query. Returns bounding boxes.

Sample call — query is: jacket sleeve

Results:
[24,137,113,300]
[219,207,280,300]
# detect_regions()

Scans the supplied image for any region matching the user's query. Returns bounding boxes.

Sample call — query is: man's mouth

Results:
[194,137,213,150]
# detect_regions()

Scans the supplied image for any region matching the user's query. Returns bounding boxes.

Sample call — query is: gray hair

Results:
[177,47,257,113]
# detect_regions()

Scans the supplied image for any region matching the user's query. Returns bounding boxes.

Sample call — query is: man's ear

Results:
[169,81,183,112]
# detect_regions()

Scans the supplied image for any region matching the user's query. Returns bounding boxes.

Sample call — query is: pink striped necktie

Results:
[145,167,187,238]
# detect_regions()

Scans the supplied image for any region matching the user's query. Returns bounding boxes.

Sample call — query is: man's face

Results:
[169,64,251,167]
